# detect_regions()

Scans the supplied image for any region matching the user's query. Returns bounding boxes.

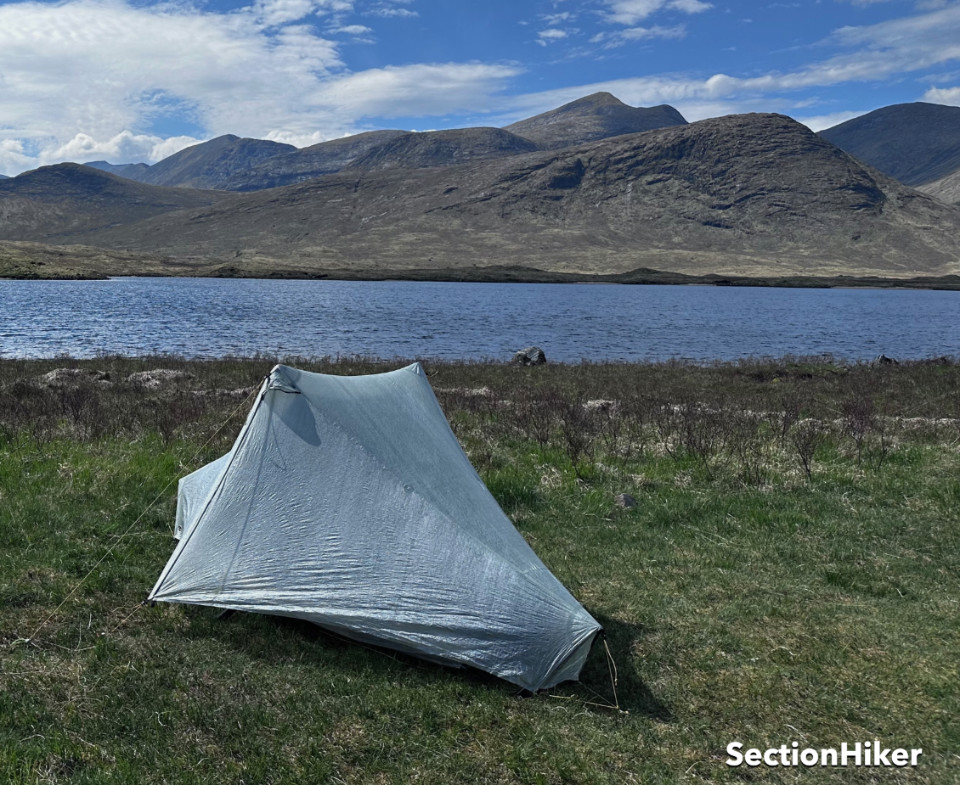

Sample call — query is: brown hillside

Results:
[18,114,955,280]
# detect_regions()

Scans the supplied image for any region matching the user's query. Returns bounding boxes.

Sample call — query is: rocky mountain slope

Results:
[505,92,687,149]
[5,113,957,280]
[917,169,960,205]
[85,160,152,181]
[220,130,407,191]
[344,128,538,171]
[136,135,296,189]
[0,164,227,242]
[819,103,960,187]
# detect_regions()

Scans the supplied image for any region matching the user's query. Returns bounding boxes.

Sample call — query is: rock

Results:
[584,398,619,414]
[614,493,637,509]
[126,369,195,389]
[40,368,110,387]
[512,346,547,366]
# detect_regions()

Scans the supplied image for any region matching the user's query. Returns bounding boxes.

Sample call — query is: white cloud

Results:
[330,24,374,34]
[603,0,711,26]
[922,85,960,104]
[593,24,686,46]
[49,131,202,165]
[792,110,866,131]
[494,7,960,123]
[669,0,711,12]
[579,3,960,106]
[0,0,343,147]
[254,0,318,27]
[0,0,517,174]
[4,0,960,178]
[264,129,340,147]
[316,63,522,117]
[0,140,34,176]
[366,1,417,18]
[537,28,569,45]
[368,8,417,17]
[316,0,354,11]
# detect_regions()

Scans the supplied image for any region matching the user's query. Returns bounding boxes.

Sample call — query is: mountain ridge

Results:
[136,135,296,189]
[4,113,957,281]
[16,94,688,192]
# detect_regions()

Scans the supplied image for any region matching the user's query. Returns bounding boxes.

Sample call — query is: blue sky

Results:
[1,0,960,174]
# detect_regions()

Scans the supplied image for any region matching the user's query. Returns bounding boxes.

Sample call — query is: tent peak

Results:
[268,362,425,393]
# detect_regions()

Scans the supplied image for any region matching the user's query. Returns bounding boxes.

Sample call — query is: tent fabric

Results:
[174,453,231,540]
[150,363,601,691]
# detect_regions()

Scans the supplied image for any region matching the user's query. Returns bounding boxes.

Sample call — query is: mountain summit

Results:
[137,135,296,189]
[505,92,687,149]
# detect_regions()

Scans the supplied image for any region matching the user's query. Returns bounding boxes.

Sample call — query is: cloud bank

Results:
[1,0,960,175]
[0,0,515,173]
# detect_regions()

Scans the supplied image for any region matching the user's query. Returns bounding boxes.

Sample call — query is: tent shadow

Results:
[562,613,672,721]
[188,608,517,694]
[187,607,670,719]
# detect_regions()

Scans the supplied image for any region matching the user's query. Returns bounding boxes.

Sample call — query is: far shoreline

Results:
[3,263,960,291]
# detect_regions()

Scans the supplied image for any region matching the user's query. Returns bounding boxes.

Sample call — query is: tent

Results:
[149,363,601,691]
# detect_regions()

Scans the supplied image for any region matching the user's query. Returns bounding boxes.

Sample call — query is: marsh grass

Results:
[1,356,959,783]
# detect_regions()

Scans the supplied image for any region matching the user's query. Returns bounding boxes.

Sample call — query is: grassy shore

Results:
[1,356,958,783]
[4,241,960,289]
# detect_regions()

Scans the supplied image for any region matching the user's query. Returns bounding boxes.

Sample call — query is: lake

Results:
[1,277,958,362]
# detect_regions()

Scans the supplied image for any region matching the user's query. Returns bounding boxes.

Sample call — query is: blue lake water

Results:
[1,277,958,362]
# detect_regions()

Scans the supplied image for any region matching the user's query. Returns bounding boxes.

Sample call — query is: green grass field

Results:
[1,357,958,783]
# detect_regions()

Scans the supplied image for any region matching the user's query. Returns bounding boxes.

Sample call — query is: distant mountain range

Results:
[2,93,960,282]
[78,92,690,192]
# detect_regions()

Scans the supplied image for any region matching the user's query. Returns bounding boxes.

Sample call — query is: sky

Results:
[2,0,960,175]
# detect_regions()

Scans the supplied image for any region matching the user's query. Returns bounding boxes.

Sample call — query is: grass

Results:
[1,356,959,783]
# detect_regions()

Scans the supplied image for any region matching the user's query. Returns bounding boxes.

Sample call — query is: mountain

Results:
[59,94,685,194]
[505,92,687,150]
[85,160,152,181]
[344,128,538,171]
[917,169,960,205]
[0,163,228,242]
[8,114,958,281]
[0,174,9,179]
[819,103,960,186]
[221,130,407,191]
[137,135,295,189]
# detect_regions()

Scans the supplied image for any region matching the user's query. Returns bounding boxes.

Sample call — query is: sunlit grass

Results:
[1,357,958,783]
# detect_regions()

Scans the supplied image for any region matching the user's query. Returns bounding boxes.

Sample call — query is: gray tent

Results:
[150,363,601,691]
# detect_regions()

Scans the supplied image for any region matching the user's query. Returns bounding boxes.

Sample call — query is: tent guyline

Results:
[150,363,603,692]
[21,381,264,646]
